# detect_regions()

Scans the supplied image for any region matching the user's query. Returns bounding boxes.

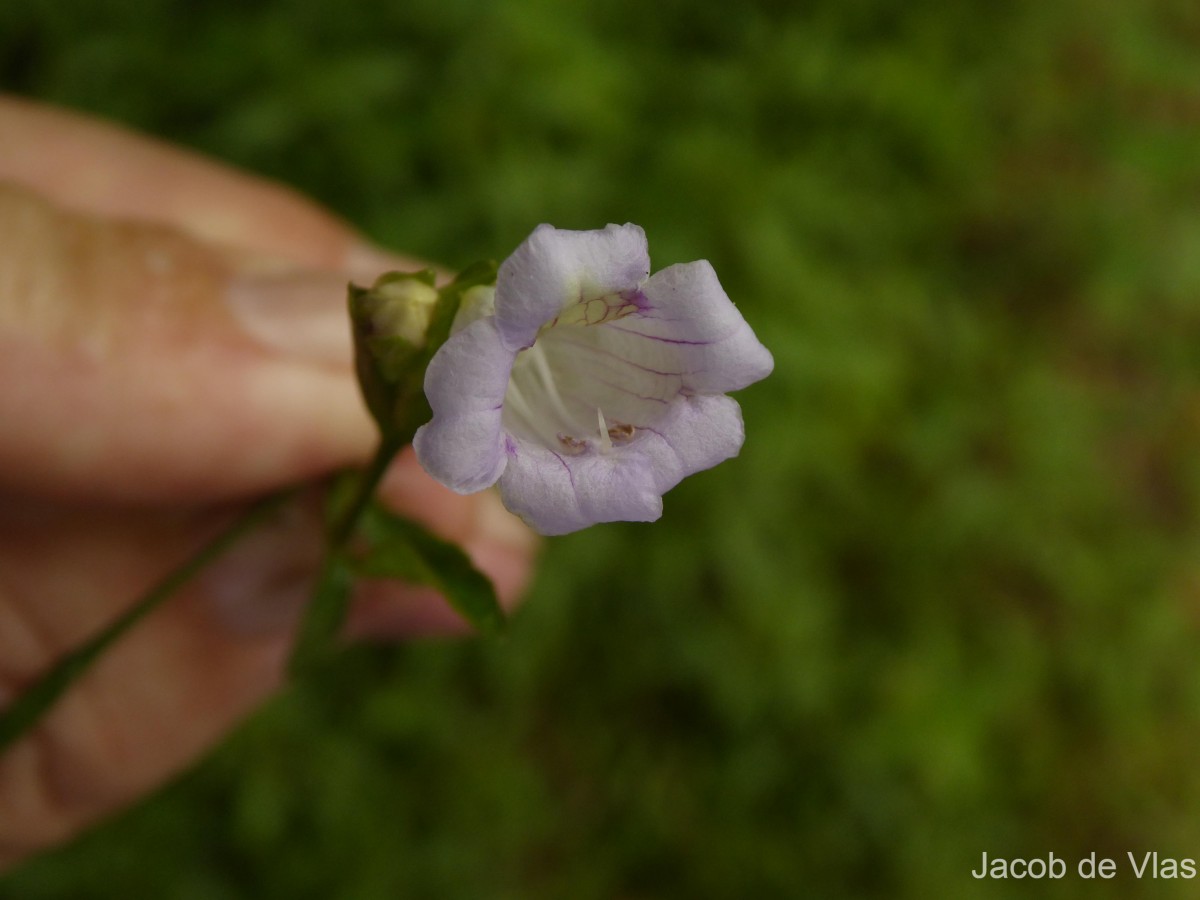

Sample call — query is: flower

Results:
[413,224,774,535]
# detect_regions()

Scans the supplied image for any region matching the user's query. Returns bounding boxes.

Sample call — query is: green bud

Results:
[357,271,440,348]
[347,264,498,446]
[349,270,438,441]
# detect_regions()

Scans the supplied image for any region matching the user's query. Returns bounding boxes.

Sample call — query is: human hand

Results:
[0,95,536,868]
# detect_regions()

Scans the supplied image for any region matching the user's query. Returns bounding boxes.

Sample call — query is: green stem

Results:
[288,438,402,677]
[0,490,292,754]
[328,437,402,550]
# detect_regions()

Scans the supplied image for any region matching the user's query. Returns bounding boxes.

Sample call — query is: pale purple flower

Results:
[413,224,774,535]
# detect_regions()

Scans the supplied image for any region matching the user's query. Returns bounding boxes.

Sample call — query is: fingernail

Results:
[198,501,324,637]
[226,270,355,366]
[346,242,446,285]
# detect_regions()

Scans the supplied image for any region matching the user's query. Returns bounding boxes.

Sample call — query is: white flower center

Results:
[501,293,684,456]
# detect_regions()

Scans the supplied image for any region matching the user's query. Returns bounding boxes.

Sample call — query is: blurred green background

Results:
[4,0,1200,897]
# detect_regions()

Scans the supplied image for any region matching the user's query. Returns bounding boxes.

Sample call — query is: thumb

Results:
[0,182,377,504]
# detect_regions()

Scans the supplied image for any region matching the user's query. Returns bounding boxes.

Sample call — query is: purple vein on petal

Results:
[549,334,691,378]
[549,449,576,488]
[590,375,673,405]
[606,324,737,346]
[628,310,690,324]
[640,425,678,451]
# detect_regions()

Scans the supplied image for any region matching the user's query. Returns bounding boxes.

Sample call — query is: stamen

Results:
[608,422,636,443]
[529,342,575,426]
[505,378,559,447]
[558,434,589,455]
[597,407,613,454]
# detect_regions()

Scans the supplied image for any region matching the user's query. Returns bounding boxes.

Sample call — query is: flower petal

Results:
[634,393,746,494]
[494,223,651,348]
[612,260,774,394]
[413,317,513,493]
[494,395,744,535]
[416,224,771,534]
[498,439,663,536]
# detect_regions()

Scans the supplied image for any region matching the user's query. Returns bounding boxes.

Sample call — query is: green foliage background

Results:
[4,1,1200,896]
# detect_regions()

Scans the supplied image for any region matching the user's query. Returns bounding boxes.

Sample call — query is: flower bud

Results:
[355,271,439,348]
[348,270,438,441]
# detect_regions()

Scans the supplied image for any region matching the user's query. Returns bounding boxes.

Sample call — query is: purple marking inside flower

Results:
[619,287,652,312]
[413,223,773,535]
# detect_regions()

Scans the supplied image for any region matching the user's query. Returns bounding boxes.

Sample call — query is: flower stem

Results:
[0,490,293,754]
[288,437,402,677]
[328,437,402,550]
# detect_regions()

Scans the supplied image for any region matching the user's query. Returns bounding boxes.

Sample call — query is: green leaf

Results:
[353,503,505,637]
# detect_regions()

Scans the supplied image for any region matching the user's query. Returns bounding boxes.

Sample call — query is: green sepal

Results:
[424,260,497,351]
[352,501,505,637]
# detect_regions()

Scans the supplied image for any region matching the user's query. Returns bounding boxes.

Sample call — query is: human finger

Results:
[0,94,402,275]
[0,181,372,503]
[0,476,534,868]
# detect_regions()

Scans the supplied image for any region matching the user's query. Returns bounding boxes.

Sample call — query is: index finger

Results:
[0,94,396,273]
